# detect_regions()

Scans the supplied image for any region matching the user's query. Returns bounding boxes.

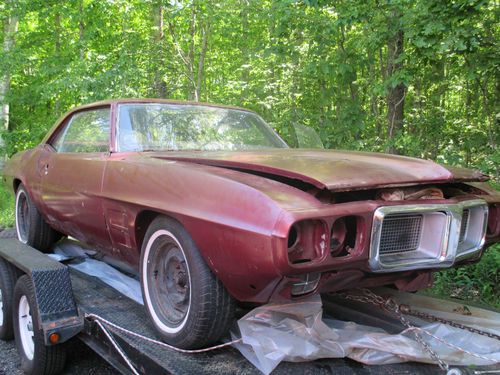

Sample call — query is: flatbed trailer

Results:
[0,236,496,375]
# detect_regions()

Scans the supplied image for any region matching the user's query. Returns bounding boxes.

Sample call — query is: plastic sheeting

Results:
[233,294,500,374]
[49,239,143,305]
[48,239,499,374]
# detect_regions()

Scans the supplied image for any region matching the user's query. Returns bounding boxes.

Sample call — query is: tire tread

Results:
[141,216,235,349]
[0,259,18,340]
[16,185,61,253]
[14,275,66,375]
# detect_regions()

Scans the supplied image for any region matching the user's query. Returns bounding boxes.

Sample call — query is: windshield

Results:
[117,103,288,152]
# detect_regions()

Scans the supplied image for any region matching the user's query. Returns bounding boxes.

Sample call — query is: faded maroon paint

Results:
[3,99,500,304]
[151,149,489,192]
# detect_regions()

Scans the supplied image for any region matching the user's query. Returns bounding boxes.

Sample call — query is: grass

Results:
[0,183,15,228]
[0,180,498,308]
[428,244,500,309]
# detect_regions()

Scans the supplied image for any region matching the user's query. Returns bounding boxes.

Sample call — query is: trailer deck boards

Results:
[71,270,444,375]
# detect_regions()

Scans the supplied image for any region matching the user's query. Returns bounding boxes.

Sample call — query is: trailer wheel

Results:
[0,259,19,340]
[15,184,61,252]
[14,275,66,375]
[140,216,235,349]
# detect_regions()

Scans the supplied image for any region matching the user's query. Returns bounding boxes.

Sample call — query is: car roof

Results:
[69,98,253,113]
[42,99,255,144]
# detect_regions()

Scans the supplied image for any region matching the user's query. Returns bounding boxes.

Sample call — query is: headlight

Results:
[286,220,327,264]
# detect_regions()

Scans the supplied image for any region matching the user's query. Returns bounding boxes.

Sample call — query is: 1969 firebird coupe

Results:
[3,99,500,348]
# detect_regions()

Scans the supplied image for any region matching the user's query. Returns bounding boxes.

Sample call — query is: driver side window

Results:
[52,107,110,153]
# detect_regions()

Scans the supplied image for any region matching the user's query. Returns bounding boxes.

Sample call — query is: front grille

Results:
[370,200,487,272]
[379,214,423,255]
[459,209,469,243]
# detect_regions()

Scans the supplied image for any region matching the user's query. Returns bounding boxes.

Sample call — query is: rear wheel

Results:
[13,275,66,375]
[15,184,61,252]
[140,216,235,349]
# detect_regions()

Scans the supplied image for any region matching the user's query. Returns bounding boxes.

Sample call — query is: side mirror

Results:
[292,123,324,149]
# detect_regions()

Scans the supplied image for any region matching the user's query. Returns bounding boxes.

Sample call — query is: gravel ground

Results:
[0,337,118,375]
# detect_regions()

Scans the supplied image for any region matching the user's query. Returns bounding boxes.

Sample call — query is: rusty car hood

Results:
[148,149,488,192]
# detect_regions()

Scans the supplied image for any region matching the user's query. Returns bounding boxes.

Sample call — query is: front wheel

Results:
[140,216,235,349]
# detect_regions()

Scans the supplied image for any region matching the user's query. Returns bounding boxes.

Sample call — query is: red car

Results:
[3,99,500,349]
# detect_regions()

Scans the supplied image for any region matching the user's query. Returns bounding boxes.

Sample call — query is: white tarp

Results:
[49,239,143,304]
[233,294,500,374]
[50,239,500,374]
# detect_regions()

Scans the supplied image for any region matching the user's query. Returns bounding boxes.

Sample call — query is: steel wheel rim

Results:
[146,232,191,330]
[0,288,3,326]
[15,190,29,244]
[18,295,35,360]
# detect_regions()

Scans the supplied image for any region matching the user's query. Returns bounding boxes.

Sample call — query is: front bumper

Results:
[264,196,497,301]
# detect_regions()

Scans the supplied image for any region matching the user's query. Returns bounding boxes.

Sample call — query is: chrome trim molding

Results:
[456,201,489,261]
[369,199,488,272]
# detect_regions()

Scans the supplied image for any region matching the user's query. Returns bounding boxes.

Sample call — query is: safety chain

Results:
[85,313,243,354]
[338,288,450,372]
[393,302,451,371]
[337,288,500,373]
[346,288,500,341]
[86,295,498,375]
[402,308,500,341]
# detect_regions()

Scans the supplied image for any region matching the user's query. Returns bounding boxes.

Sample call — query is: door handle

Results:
[43,163,49,175]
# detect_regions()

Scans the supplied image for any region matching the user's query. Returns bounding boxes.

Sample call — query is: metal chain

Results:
[400,326,500,364]
[337,288,500,373]
[347,288,500,340]
[339,288,450,371]
[86,292,499,374]
[394,305,450,371]
[401,308,500,341]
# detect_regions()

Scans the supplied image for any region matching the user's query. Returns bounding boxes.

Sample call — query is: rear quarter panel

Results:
[2,147,44,205]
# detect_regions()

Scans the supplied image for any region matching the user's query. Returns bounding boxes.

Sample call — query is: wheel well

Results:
[13,179,22,193]
[134,210,161,251]
[134,211,186,252]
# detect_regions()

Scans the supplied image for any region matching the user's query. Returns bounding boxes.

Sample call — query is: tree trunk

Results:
[79,0,85,60]
[54,11,61,112]
[152,2,167,98]
[386,25,405,154]
[0,13,18,134]
[375,47,386,136]
[240,2,250,100]
[194,24,209,102]
[338,24,357,102]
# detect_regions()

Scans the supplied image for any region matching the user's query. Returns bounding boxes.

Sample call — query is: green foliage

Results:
[0,184,14,228]
[430,179,500,307]
[0,0,498,168]
[0,0,498,307]
[430,244,500,309]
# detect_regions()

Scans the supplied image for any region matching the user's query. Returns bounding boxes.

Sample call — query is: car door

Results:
[40,106,112,251]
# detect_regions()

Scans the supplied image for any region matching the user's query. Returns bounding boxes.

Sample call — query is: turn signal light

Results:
[49,332,60,344]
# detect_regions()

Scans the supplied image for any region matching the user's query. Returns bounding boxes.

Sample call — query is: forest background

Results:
[0,0,498,307]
